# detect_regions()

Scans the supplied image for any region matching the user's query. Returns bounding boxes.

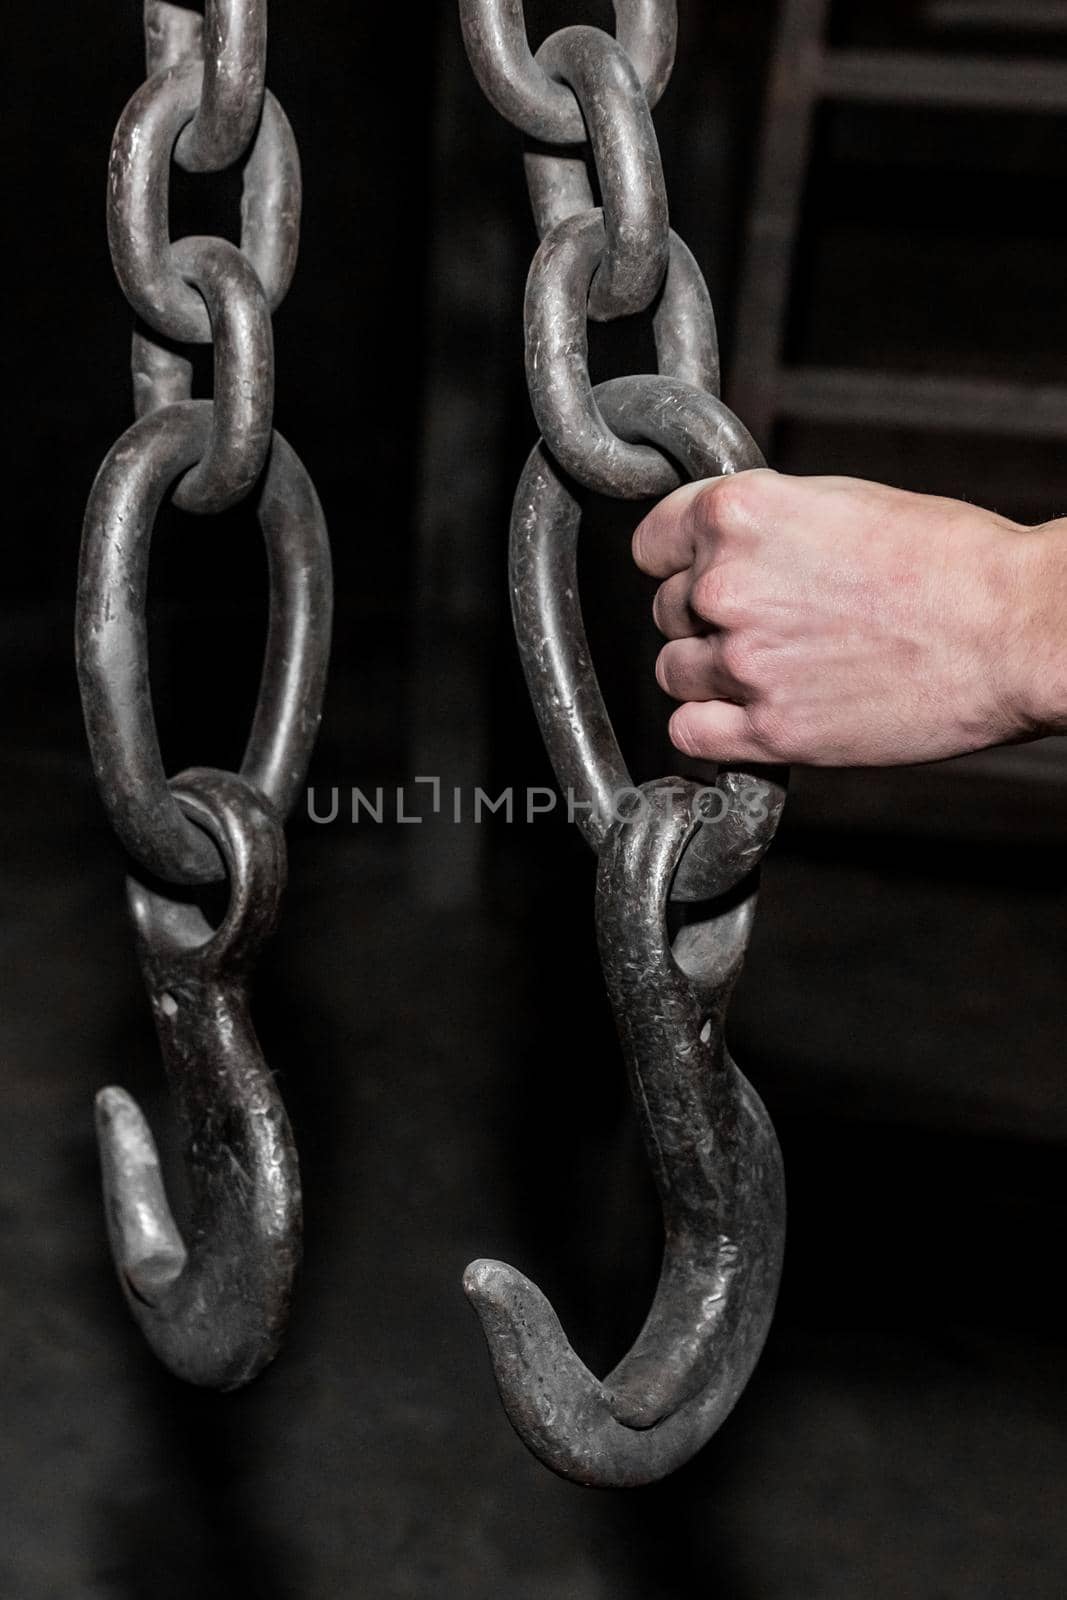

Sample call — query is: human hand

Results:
[633,469,1062,767]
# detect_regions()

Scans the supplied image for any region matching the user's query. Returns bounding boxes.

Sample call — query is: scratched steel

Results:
[76,1,331,1389]
[460,0,788,1486]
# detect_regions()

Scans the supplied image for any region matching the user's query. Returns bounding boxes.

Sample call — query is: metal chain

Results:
[460,0,788,1487]
[76,2,331,1389]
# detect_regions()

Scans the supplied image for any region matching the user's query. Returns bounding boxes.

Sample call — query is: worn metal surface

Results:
[466,780,785,1488]
[171,0,269,172]
[79,407,330,886]
[460,0,788,1485]
[525,218,720,496]
[96,768,299,1390]
[459,0,677,144]
[77,1,330,1387]
[526,27,668,319]
[108,65,299,346]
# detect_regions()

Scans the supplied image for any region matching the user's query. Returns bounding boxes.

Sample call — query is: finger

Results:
[656,636,742,703]
[668,700,770,764]
[632,479,710,578]
[652,570,705,640]
[633,467,779,578]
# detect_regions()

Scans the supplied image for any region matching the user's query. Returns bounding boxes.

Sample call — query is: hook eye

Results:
[670,767,787,904]
[658,782,763,1006]
[126,766,286,975]
[670,891,758,1003]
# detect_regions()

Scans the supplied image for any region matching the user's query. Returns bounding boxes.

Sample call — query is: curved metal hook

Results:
[95,766,301,1390]
[465,781,785,1486]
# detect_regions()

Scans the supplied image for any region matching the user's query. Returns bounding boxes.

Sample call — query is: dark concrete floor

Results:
[2,708,1064,1597]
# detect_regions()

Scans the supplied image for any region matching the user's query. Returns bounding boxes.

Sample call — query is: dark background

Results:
[1,2,1064,1596]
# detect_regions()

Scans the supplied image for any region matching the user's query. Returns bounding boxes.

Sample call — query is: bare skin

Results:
[632,469,1067,768]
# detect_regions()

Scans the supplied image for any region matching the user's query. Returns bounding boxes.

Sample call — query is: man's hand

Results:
[633,469,1065,767]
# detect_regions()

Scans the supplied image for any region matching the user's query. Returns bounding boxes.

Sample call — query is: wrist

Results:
[1007,516,1067,737]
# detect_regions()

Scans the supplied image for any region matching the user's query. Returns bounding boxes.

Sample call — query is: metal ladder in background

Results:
[730,0,1067,449]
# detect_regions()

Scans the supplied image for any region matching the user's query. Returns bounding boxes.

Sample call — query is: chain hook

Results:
[465,782,785,1486]
[95,767,301,1390]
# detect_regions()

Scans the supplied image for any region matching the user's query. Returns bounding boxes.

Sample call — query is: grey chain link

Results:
[78,0,329,886]
[459,0,788,1487]
[459,0,781,885]
[75,1,330,1389]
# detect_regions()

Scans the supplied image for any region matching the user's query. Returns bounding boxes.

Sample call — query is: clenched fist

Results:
[633,468,1065,768]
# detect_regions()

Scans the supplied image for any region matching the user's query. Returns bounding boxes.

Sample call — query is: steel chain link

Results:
[76,1,330,1388]
[79,0,329,886]
[459,0,788,1487]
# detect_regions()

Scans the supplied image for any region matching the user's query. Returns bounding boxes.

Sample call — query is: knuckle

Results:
[701,468,771,535]
[691,563,738,625]
[691,557,758,628]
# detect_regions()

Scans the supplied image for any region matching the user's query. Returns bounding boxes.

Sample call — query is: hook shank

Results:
[95,767,301,1390]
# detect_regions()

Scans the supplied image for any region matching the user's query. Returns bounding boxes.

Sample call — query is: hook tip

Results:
[463,1259,558,1339]
[462,1257,515,1303]
[463,1257,559,1347]
[463,1257,588,1397]
[94,1085,187,1294]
